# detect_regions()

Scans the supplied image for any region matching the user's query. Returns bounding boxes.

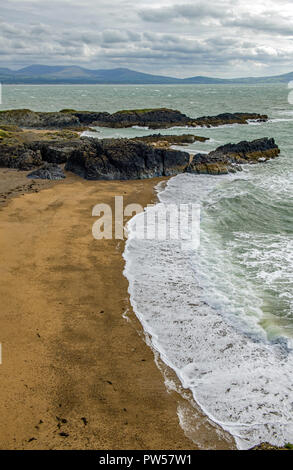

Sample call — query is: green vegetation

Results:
[0,109,33,115]
[0,129,10,139]
[285,443,293,450]
[43,130,80,140]
[0,124,22,132]
[114,108,174,115]
[59,109,77,113]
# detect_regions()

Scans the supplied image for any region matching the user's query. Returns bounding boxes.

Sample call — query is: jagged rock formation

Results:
[0,129,280,180]
[0,108,268,130]
[0,109,80,129]
[0,142,42,170]
[65,138,190,180]
[133,133,208,148]
[186,138,280,175]
[29,140,82,164]
[190,112,267,128]
[27,162,65,180]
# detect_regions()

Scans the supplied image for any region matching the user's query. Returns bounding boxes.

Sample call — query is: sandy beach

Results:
[0,169,234,450]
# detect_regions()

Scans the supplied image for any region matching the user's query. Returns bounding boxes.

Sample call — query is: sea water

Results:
[1,83,293,448]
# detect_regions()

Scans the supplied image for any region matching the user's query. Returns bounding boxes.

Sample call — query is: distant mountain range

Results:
[0,65,292,84]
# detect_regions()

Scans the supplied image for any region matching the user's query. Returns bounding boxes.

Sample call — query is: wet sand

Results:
[0,170,234,449]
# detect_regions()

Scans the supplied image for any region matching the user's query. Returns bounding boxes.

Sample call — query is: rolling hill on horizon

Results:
[0,65,292,85]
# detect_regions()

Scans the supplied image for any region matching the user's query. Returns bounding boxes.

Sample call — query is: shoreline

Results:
[0,170,234,449]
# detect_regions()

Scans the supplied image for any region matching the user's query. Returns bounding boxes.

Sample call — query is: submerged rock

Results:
[27,163,65,180]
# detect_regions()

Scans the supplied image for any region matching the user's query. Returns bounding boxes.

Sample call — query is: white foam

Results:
[123,173,293,449]
[268,118,293,123]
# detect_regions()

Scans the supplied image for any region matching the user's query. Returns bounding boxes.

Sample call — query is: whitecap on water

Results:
[123,173,293,449]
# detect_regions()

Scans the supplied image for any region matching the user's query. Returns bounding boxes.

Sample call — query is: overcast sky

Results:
[1,0,293,77]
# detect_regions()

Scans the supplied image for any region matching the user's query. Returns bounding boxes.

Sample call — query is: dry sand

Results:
[0,169,234,450]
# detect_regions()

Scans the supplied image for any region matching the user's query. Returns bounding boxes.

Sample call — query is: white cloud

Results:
[0,0,293,77]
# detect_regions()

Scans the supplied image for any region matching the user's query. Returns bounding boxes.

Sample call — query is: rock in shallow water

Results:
[185,138,280,175]
[0,108,268,130]
[0,133,280,180]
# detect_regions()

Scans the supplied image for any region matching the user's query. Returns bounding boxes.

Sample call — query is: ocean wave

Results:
[268,118,293,123]
[123,172,293,449]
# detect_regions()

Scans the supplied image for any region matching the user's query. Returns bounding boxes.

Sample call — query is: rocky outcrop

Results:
[29,140,82,164]
[81,110,268,129]
[208,138,280,163]
[133,133,208,148]
[186,138,280,175]
[0,109,81,129]
[0,141,42,170]
[0,133,190,179]
[190,112,267,128]
[0,108,268,130]
[65,138,190,180]
[0,132,280,179]
[89,108,190,129]
[27,162,65,180]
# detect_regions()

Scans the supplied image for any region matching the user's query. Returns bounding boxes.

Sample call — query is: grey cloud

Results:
[0,0,293,78]
[139,2,228,23]
[102,30,141,44]
[223,13,293,36]
[102,30,130,43]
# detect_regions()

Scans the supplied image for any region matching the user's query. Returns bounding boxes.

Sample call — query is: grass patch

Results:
[0,109,33,115]
[0,129,10,140]
[285,443,293,450]
[59,109,77,113]
[114,108,175,115]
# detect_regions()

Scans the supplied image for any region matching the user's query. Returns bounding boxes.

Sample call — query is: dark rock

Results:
[133,133,208,147]
[27,163,65,180]
[0,131,280,180]
[190,112,268,128]
[65,137,190,180]
[186,138,279,174]
[0,143,42,170]
[0,109,80,129]
[30,140,81,164]
[92,108,190,129]
[74,110,267,129]
[208,137,280,163]
[0,108,268,130]
[71,111,110,125]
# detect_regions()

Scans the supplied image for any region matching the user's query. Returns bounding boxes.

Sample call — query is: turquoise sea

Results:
[2,84,293,448]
